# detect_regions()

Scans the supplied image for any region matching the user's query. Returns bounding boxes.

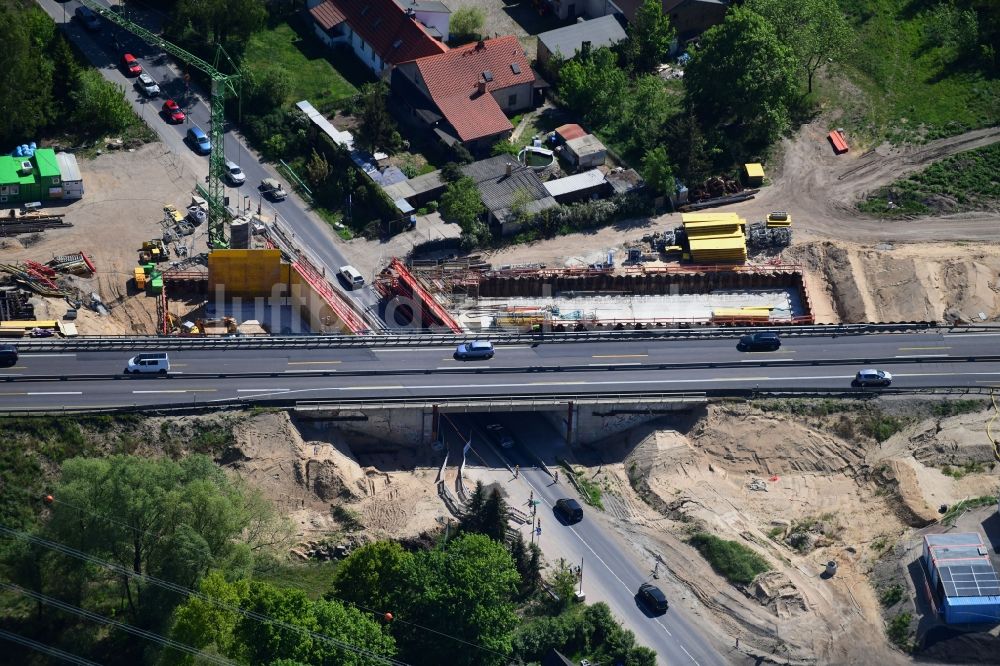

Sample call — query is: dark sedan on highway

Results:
[454,341,495,360]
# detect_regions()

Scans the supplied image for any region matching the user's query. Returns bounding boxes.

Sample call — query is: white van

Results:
[125,352,170,375]
[339,265,365,289]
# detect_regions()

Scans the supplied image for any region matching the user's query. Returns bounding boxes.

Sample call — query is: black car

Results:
[637,583,669,613]
[74,6,101,31]
[554,498,583,524]
[0,344,17,367]
[736,331,781,352]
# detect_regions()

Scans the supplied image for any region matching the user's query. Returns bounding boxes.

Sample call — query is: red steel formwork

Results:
[378,258,463,333]
[292,256,369,334]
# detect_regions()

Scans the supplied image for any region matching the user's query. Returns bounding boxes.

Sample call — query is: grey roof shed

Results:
[537,16,628,61]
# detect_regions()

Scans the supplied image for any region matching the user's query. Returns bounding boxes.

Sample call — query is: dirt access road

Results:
[731,123,1000,243]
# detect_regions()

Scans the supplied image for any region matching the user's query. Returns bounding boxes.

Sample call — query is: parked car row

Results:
[79,14,288,201]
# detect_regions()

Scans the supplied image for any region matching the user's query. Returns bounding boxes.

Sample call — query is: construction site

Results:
[1,187,817,339]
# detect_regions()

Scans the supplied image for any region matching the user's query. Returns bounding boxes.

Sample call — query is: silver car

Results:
[224,160,246,186]
[454,340,494,360]
[136,73,160,97]
[853,368,892,387]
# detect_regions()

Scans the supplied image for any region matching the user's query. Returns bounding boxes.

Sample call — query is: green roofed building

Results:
[0,148,72,205]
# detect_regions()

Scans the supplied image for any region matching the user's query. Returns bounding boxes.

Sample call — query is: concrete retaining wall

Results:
[294,407,429,449]
[542,400,701,446]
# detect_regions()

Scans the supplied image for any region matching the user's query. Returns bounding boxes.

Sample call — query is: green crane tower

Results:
[81,1,239,249]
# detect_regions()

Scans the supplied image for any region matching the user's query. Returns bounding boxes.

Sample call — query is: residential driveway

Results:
[457,0,570,59]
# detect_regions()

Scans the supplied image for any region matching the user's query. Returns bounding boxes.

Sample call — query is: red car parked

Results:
[121,53,142,76]
[161,99,185,124]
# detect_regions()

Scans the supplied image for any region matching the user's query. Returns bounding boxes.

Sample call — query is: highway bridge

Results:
[2,326,999,412]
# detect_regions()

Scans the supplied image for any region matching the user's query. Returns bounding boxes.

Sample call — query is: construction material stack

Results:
[681,212,747,263]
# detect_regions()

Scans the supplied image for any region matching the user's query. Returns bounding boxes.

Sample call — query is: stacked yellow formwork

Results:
[208,249,291,298]
[682,212,747,263]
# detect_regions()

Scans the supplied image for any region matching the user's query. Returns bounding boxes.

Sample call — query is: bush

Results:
[880,584,904,607]
[688,532,771,585]
[886,612,912,650]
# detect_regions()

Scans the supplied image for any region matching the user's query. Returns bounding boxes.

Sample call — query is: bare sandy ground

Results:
[1,144,207,335]
[573,400,1000,665]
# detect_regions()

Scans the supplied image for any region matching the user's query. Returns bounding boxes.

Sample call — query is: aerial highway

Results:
[2,329,999,411]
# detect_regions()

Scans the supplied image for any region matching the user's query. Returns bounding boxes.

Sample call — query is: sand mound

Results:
[790,241,1000,323]
[225,412,448,538]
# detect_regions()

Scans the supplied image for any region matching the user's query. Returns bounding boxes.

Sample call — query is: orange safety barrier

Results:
[292,257,369,334]
[828,130,849,155]
[388,258,463,333]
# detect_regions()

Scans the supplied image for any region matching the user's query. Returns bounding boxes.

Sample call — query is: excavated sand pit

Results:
[572,400,999,664]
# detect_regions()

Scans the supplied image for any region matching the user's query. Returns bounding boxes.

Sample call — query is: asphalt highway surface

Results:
[3,330,999,410]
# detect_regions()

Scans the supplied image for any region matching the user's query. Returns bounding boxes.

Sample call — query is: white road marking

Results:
[132,390,187,394]
[740,358,792,362]
[27,391,82,395]
[237,388,290,393]
[217,369,1000,402]
[894,354,949,358]
[944,333,1000,338]
[588,362,643,367]
[20,354,74,358]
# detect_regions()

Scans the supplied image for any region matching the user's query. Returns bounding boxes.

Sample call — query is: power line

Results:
[0,628,102,666]
[25,492,506,660]
[0,527,408,666]
[1,581,239,666]
[324,592,510,659]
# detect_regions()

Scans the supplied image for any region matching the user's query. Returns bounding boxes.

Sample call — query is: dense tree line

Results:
[0,1,139,148]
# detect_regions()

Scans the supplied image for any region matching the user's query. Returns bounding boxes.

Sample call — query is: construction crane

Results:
[81,0,238,249]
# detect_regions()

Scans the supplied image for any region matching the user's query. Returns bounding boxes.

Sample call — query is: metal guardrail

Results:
[0,386,994,416]
[9,322,990,353]
[4,353,1000,384]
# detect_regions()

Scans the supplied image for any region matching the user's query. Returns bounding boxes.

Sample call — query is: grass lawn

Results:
[245,21,358,111]
[255,560,340,599]
[859,142,1000,216]
[831,0,1000,143]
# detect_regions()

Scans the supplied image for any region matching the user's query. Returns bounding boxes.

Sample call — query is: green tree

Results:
[171,0,267,57]
[462,480,487,533]
[663,112,712,182]
[0,4,55,145]
[330,541,410,614]
[164,576,396,666]
[481,488,508,543]
[304,149,332,188]
[440,176,487,245]
[624,0,676,73]
[526,542,542,591]
[557,47,628,127]
[641,146,675,197]
[619,75,675,154]
[69,71,136,136]
[355,82,402,153]
[49,34,81,122]
[395,533,519,666]
[449,6,486,43]
[550,563,578,613]
[39,455,281,625]
[685,7,798,147]
[747,0,853,93]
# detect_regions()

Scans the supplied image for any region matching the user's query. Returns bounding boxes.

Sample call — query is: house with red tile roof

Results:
[307,0,448,77]
[391,36,539,153]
